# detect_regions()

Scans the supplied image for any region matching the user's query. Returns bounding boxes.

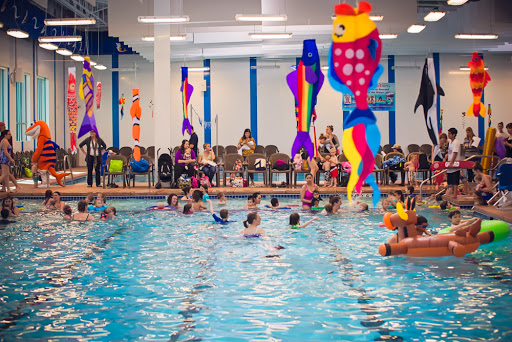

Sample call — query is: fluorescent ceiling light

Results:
[39,43,58,50]
[424,11,445,21]
[321,65,329,70]
[137,16,189,23]
[187,67,210,72]
[250,65,280,69]
[89,60,97,66]
[7,29,29,38]
[38,36,82,43]
[236,14,287,22]
[332,14,383,21]
[141,35,187,41]
[459,66,489,71]
[70,54,84,61]
[44,18,96,26]
[455,34,498,39]
[407,24,426,33]
[56,48,72,56]
[94,64,107,70]
[447,0,468,5]
[249,33,292,39]
[379,34,398,39]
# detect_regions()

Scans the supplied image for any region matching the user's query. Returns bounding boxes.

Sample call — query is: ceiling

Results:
[40,0,512,61]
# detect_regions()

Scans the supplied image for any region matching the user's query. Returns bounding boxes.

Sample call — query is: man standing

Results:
[188,126,199,157]
[446,127,461,199]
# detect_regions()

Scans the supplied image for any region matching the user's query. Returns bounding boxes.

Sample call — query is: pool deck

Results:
[474,205,512,224]
[5,167,441,198]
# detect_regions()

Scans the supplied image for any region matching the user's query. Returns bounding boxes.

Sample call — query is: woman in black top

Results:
[79,130,107,187]
[505,123,512,158]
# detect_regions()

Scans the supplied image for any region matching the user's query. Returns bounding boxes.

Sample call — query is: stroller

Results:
[155,149,174,189]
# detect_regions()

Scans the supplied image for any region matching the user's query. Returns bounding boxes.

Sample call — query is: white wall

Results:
[2,30,511,161]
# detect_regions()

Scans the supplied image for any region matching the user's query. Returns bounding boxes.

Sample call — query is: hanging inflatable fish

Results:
[286,39,324,160]
[119,93,125,119]
[25,121,71,186]
[67,67,78,154]
[78,57,99,138]
[467,52,491,118]
[414,58,445,146]
[96,82,101,109]
[130,88,142,161]
[180,67,194,135]
[328,1,383,207]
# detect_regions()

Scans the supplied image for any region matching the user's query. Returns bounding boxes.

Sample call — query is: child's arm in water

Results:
[299,217,319,228]
[449,217,479,232]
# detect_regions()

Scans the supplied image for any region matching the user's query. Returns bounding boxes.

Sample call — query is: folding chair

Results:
[491,164,512,207]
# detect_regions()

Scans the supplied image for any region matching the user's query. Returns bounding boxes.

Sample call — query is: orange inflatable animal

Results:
[25,121,72,186]
[130,88,141,161]
[379,210,494,257]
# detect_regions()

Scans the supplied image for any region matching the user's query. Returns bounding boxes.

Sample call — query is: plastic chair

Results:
[373,154,385,184]
[420,144,432,156]
[407,144,420,154]
[225,145,238,155]
[222,153,244,187]
[268,153,292,187]
[119,146,133,161]
[254,145,265,155]
[382,144,393,154]
[383,152,406,185]
[264,145,279,157]
[146,146,155,161]
[246,153,268,185]
[107,146,120,154]
[103,155,128,189]
[128,155,154,188]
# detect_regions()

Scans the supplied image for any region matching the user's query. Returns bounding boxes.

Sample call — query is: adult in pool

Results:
[72,200,94,221]
[167,194,181,210]
[239,212,265,238]
[300,173,319,209]
[51,191,66,210]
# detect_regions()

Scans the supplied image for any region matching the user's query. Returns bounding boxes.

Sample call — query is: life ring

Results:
[430,160,475,171]
[438,220,510,242]
[379,212,494,257]
[146,205,175,211]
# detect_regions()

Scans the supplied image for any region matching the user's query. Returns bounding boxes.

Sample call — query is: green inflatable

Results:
[438,220,511,242]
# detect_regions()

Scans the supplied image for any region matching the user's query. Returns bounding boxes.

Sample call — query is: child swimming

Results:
[289,213,319,229]
[244,195,258,210]
[183,203,194,215]
[62,205,72,220]
[207,199,231,224]
[217,192,228,205]
[265,198,292,210]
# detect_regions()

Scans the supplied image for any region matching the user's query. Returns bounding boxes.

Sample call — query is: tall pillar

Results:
[153,0,171,180]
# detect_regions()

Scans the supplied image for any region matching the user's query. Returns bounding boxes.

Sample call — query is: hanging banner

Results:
[67,67,78,153]
[343,83,395,111]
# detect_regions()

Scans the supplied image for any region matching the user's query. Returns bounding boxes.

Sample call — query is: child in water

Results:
[265,198,292,210]
[207,199,231,224]
[289,213,319,229]
[217,192,228,205]
[62,205,72,220]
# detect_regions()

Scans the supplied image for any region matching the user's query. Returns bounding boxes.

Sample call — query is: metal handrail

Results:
[63,154,74,184]
[418,154,499,198]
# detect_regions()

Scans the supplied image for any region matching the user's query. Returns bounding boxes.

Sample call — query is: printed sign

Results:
[342,83,395,111]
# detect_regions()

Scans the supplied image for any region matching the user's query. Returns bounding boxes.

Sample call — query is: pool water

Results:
[1,198,511,341]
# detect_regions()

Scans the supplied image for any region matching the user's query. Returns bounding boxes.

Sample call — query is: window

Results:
[37,77,49,123]
[0,67,7,124]
[16,74,31,141]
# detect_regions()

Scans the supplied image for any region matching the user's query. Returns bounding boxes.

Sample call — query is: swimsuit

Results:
[243,227,262,238]
[302,186,315,208]
[0,146,12,166]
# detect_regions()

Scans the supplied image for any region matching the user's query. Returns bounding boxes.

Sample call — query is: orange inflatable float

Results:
[379,208,494,257]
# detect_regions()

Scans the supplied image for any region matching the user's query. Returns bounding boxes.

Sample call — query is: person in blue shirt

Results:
[207,199,231,224]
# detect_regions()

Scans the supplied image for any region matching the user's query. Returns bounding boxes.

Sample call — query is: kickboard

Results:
[431,160,475,171]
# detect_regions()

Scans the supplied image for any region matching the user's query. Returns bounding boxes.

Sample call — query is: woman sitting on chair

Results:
[174,139,196,182]
[198,143,217,185]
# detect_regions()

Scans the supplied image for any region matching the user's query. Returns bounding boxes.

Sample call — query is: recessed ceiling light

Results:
[38,36,82,43]
[249,33,292,39]
[7,29,29,38]
[137,16,189,23]
[70,54,84,61]
[379,34,398,39]
[332,14,383,21]
[44,18,96,26]
[56,48,73,56]
[407,24,426,33]
[39,43,59,50]
[141,35,187,41]
[455,34,498,39]
[459,66,489,71]
[94,64,107,70]
[187,67,210,72]
[235,14,287,22]
[424,11,445,21]
[447,0,468,5]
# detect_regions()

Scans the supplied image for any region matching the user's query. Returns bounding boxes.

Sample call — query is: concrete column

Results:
[153,0,172,181]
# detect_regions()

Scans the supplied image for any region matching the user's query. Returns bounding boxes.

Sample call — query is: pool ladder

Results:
[63,154,74,184]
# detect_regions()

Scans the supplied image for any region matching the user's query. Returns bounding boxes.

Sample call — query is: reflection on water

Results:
[0,199,511,341]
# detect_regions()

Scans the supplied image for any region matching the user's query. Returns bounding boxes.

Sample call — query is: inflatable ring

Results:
[146,205,175,211]
[438,220,510,242]
[311,207,325,210]
[396,202,408,221]
[383,212,395,230]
